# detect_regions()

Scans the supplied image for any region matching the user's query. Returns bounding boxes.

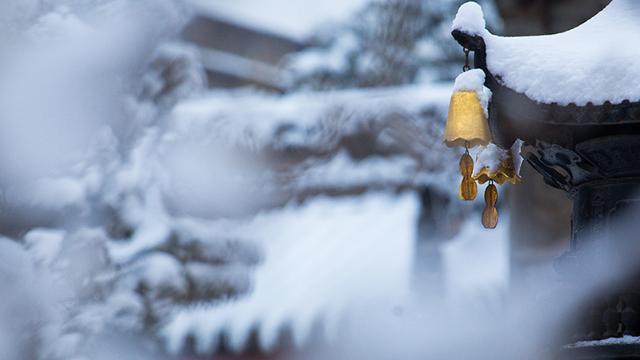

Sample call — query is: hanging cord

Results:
[463,48,471,72]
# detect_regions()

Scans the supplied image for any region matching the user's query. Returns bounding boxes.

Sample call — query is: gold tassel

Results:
[482,182,498,229]
[459,146,477,201]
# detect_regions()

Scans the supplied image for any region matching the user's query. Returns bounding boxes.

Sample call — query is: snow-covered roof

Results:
[160,192,510,355]
[170,84,458,197]
[172,84,450,149]
[453,0,638,106]
[187,0,372,42]
[162,192,418,354]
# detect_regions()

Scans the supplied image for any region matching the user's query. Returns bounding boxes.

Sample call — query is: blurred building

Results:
[168,0,563,358]
[180,0,372,92]
[171,0,615,357]
[181,12,304,92]
[169,2,454,358]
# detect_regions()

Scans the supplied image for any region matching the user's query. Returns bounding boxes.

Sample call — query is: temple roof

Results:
[453,0,638,106]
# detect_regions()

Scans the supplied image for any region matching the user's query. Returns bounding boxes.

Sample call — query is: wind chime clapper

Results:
[443,48,520,229]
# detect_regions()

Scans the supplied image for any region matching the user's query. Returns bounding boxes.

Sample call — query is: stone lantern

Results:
[450,1,640,358]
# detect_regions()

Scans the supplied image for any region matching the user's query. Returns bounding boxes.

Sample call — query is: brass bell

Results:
[444,89,492,201]
[444,91,492,148]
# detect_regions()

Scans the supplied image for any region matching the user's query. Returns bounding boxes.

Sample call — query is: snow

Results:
[132,253,187,295]
[108,187,172,263]
[173,84,451,150]
[454,0,640,106]
[473,143,508,174]
[441,215,509,301]
[162,192,419,354]
[451,2,486,36]
[185,262,251,296]
[288,30,359,75]
[168,84,459,199]
[0,1,513,358]
[0,236,64,360]
[24,228,65,266]
[294,152,417,190]
[567,335,640,348]
[453,69,492,117]
[511,139,524,175]
[15,177,87,210]
[453,69,485,93]
[187,0,373,42]
[472,140,524,177]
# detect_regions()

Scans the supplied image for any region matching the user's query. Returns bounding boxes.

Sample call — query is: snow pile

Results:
[473,140,524,176]
[453,69,486,93]
[474,143,508,175]
[15,227,147,360]
[567,335,640,348]
[0,237,61,360]
[162,192,419,354]
[454,0,640,105]
[451,2,486,36]
[453,69,492,116]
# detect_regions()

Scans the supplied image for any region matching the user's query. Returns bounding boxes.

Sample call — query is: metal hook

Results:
[463,48,471,72]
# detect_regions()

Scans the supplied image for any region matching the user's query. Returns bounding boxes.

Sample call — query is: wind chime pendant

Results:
[458,148,477,201]
[482,182,499,229]
[443,47,515,229]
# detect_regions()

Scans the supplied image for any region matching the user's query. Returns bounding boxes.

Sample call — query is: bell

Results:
[444,91,492,148]
[473,151,521,185]
[445,90,492,201]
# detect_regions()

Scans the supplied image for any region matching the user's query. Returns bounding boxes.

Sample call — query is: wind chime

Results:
[444,49,520,229]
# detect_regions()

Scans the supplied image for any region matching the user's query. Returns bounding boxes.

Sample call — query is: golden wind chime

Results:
[444,49,520,229]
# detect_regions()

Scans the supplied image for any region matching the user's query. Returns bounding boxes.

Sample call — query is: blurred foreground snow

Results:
[164,192,419,354]
[163,193,510,355]
[0,1,513,359]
